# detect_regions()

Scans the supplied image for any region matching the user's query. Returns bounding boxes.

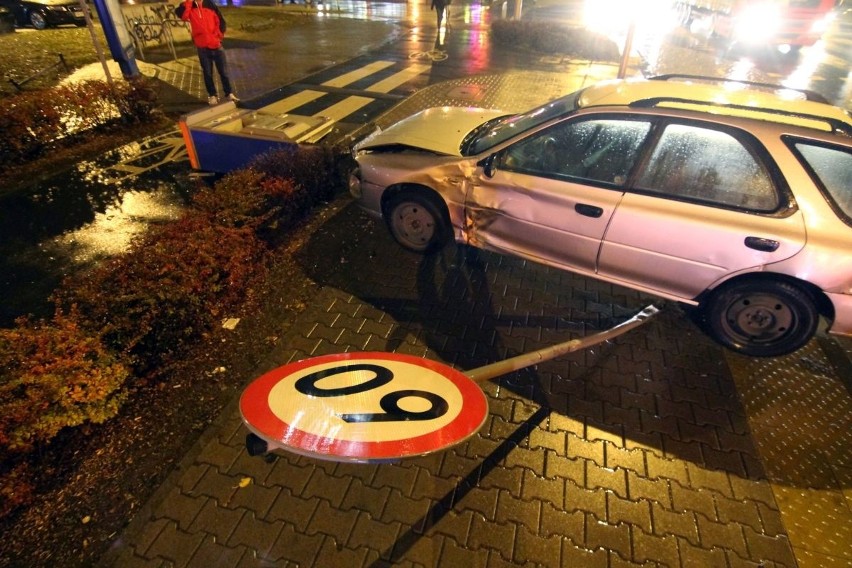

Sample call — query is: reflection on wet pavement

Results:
[0,133,192,326]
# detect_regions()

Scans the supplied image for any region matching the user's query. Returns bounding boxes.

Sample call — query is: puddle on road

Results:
[0,132,193,326]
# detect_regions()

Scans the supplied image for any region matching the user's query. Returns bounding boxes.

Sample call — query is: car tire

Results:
[385,193,449,253]
[29,11,47,30]
[703,279,818,357]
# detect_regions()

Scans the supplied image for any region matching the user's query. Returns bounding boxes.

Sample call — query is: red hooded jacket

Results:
[176,0,225,50]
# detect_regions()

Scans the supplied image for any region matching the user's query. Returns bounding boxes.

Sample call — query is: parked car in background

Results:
[0,0,86,29]
[350,75,852,357]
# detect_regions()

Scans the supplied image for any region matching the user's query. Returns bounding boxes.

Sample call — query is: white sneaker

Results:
[207,96,219,105]
[227,93,240,102]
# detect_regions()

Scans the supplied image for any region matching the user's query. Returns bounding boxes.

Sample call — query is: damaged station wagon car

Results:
[349,75,852,357]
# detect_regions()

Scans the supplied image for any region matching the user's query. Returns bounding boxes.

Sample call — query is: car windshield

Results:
[462,89,584,156]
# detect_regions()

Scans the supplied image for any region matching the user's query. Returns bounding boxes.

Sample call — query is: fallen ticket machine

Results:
[178,102,335,174]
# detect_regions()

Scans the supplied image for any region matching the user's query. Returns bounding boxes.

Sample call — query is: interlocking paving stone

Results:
[677,542,729,567]
[264,523,324,568]
[467,512,517,555]
[302,466,352,508]
[187,535,245,568]
[514,525,563,566]
[439,536,491,567]
[606,493,652,534]
[564,480,607,520]
[627,470,672,508]
[263,457,315,495]
[156,491,206,532]
[561,541,609,568]
[347,514,402,553]
[695,514,749,557]
[586,462,628,499]
[227,514,284,560]
[188,499,244,542]
[521,468,565,505]
[312,537,371,567]
[376,490,431,530]
[265,489,320,531]
[144,521,205,566]
[585,518,632,562]
[632,528,680,567]
[650,502,699,545]
[494,489,541,527]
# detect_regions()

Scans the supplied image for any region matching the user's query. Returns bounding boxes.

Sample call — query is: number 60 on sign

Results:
[239,352,489,462]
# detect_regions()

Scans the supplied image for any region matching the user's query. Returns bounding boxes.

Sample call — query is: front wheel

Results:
[702,279,818,357]
[385,193,449,253]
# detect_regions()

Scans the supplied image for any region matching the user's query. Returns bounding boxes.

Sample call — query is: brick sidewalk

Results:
[101,192,847,567]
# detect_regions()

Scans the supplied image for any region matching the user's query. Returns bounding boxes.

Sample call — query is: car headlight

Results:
[734,3,782,43]
[810,13,834,35]
[348,168,362,199]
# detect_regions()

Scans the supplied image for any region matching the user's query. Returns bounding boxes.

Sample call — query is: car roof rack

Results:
[629,96,852,137]
[649,74,831,104]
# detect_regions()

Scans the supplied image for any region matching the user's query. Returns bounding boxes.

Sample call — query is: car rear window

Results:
[788,140,852,225]
[635,123,779,211]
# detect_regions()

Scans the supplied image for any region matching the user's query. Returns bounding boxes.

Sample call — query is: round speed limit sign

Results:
[239,352,489,462]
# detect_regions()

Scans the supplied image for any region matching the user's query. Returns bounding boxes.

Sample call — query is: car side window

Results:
[500,118,651,187]
[788,141,852,225]
[634,123,778,211]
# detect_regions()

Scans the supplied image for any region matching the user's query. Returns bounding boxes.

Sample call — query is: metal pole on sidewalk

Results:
[465,305,659,382]
[78,0,113,87]
[618,20,636,78]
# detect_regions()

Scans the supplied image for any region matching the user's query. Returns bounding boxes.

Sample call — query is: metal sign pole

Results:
[618,20,636,79]
[465,305,659,382]
[78,0,112,86]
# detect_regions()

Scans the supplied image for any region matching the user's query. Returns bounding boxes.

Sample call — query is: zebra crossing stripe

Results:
[261,60,409,115]
[323,60,396,88]
[263,90,328,115]
[365,63,430,93]
[319,63,431,121]
[253,60,432,121]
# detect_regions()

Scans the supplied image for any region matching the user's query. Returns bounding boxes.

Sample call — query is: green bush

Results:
[192,168,301,237]
[0,310,130,455]
[0,78,159,171]
[53,215,270,375]
[0,143,348,517]
[251,144,348,203]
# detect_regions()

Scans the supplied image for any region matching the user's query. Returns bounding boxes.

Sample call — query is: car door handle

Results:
[744,236,780,252]
[575,203,603,218]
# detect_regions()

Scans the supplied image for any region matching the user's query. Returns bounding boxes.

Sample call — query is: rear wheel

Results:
[385,193,449,253]
[702,279,818,357]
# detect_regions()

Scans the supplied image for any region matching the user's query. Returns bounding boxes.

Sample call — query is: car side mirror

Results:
[479,154,497,178]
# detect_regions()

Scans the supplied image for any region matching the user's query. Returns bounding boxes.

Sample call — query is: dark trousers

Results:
[197,46,233,97]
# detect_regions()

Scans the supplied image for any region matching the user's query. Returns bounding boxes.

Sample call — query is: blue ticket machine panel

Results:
[179,102,335,173]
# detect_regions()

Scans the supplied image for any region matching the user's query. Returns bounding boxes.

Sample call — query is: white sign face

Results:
[240,352,488,462]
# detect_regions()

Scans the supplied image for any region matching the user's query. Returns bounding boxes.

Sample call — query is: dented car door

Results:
[463,116,652,276]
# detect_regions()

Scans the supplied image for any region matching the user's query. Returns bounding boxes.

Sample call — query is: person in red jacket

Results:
[175,0,237,105]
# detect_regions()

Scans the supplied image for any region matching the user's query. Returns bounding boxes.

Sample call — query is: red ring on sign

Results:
[240,352,488,461]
